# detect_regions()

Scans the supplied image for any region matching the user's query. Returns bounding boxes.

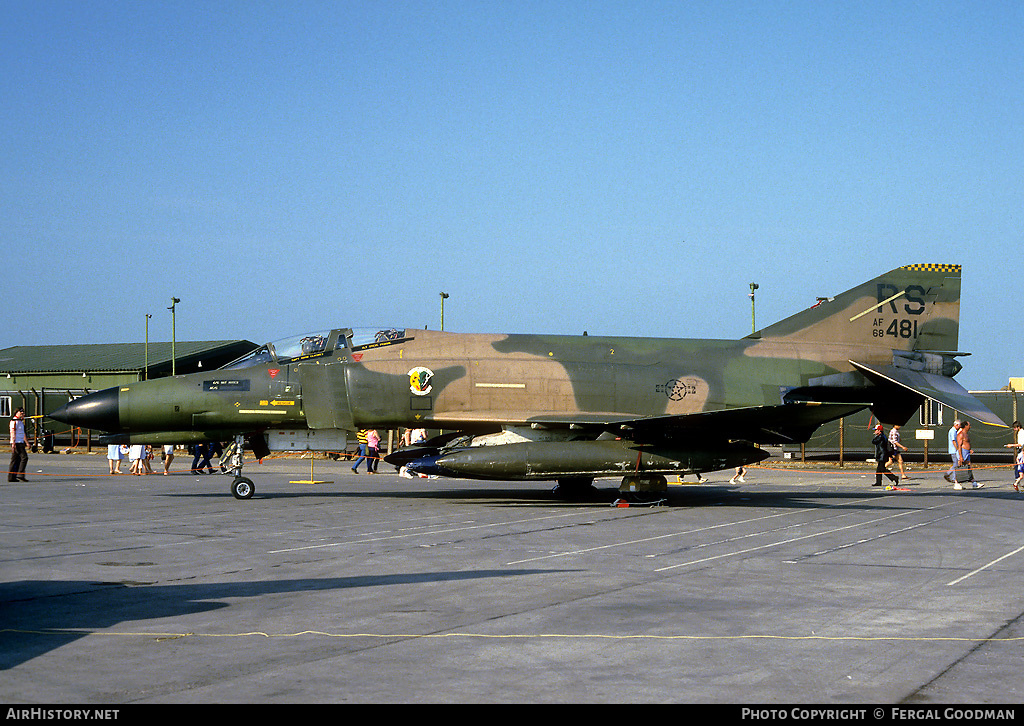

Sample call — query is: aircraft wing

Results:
[849,361,1006,428]
[426,402,867,445]
[601,402,869,445]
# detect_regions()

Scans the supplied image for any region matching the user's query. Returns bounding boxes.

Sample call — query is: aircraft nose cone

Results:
[49,387,120,432]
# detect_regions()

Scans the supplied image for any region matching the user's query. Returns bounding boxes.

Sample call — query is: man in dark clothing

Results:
[190,442,208,474]
[9,408,29,482]
[872,424,899,487]
[206,440,224,473]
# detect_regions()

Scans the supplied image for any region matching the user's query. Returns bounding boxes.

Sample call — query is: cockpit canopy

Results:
[219,328,410,370]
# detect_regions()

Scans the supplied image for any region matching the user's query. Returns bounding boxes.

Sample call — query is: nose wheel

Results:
[231,476,255,499]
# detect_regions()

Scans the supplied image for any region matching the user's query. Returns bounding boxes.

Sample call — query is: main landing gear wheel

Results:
[551,477,597,498]
[615,474,669,505]
[231,476,255,499]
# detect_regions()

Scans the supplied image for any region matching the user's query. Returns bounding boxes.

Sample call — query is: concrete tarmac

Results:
[2,453,1023,704]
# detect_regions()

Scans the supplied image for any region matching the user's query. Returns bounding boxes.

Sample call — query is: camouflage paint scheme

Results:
[51,265,1003,495]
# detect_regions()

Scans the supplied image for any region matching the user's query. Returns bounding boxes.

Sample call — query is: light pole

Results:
[440,292,449,331]
[168,298,180,375]
[144,314,152,380]
[749,283,759,333]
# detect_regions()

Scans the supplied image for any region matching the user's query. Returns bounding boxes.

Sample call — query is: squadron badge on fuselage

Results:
[408,367,434,396]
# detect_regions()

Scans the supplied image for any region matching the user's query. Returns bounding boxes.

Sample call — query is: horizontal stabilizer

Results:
[850,361,1006,427]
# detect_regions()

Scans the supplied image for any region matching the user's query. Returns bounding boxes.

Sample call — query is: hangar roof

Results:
[0,341,257,374]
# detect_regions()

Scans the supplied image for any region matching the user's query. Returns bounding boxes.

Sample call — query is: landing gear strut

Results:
[226,433,255,499]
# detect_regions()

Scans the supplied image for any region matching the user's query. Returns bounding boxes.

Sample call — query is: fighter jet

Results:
[51,264,1002,499]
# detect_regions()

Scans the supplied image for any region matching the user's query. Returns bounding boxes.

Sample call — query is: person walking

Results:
[128,444,144,475]
[190,442,208,474]
[1015,444,1024,493]
[954,420,982,489]
[888,424,909,479]
[199,441,217,473]
[872,424,899,487]
[366,429,381,473]
[142,445,155,474]
[207,440,224,473]
[107,443,123,475]
[162,444,175,475]
[1005,421,1023,492]
[944,420,962,485]
[8,408,29,482]
[351,429,369,473]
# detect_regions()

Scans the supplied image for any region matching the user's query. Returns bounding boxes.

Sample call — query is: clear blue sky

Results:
[2,1,1020,390]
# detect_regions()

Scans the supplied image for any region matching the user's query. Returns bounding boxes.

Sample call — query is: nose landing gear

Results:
[226,433,255,499]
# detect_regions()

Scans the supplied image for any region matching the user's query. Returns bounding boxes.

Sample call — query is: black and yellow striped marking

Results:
[900,264,961,273]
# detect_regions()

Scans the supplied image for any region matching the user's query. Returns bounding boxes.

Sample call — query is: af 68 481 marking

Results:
[873,318,919,339]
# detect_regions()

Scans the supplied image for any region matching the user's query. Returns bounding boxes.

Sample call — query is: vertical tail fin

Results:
[749,264,962,352]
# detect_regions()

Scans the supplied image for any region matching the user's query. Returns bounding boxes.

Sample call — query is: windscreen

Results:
[219,345,274,370]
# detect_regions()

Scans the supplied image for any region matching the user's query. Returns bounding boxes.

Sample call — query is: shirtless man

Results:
[954,420,982,489]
